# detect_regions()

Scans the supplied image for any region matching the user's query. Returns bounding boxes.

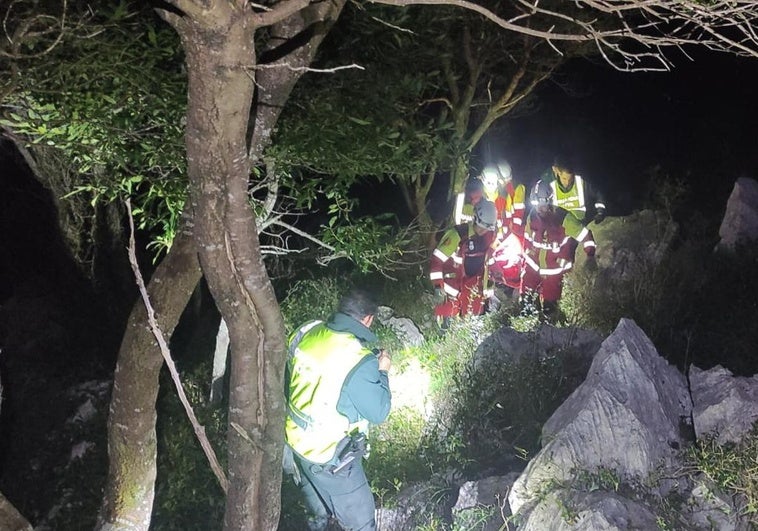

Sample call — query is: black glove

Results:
[584,255,598,272]
[593,209,606,224]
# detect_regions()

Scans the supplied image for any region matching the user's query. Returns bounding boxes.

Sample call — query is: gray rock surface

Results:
[474,323,603,379]
[517,489,659,531]
[376,306,425,347]
[576,209,678,280]
[0,491,32,531]
[690,364,758,444]
[717,177,758,251]
[452,473,520,531]
[509,319,692,515]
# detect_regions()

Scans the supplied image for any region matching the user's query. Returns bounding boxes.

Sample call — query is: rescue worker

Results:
[480,161,527,291]
[480,161,527,239]
[545,155,607,225]
[453,175,485,224]
[285,289,392,530]
[430,200,498,323]
[520,180,596,321]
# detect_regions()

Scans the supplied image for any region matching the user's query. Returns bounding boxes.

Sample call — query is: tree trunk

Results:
[96,215,202,530]
[177,10,288,529]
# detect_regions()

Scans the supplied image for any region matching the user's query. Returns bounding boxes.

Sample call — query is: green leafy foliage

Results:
[279,277,346,335]
[1,4,188,255]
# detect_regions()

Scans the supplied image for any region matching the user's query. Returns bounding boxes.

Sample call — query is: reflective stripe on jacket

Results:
[430,223,494,296]
[285,322,371,464]
[550,175,587,220]
[523,207,595,276]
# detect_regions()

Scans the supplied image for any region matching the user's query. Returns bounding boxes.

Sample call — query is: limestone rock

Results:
[576,209,678,280]
[517,489,659,531]
[474,323,603,380]
[689,364,758,445]
[717,177,758,251]
[508,319,692,515]
[376,306,425,347]
[452,473,520,531]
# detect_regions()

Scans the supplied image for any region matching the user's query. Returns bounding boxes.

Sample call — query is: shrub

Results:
[279,277,345,334]
[152,363,227,530]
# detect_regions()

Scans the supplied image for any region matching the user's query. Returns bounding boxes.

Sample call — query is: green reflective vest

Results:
[549,175,587,221]
[285,322,371,464]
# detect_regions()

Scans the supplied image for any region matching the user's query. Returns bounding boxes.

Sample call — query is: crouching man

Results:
[285,289,392,530]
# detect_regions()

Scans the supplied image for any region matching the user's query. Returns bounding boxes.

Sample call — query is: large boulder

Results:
[717,177,758,251]
[689,364,758,445]
[508,319,692,515]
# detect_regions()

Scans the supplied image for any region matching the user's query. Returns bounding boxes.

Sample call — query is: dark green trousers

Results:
[295,454,376,531]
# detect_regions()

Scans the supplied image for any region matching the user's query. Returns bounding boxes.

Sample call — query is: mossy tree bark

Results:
[96,216,202,529]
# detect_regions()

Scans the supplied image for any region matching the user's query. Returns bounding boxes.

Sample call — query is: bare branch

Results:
[269,219,337,251]
[367,0,758,71]
[253,61,365,73]
[125,199,229,494]
[252,0,312,27]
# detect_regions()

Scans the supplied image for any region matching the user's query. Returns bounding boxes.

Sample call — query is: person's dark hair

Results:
[553,153,576,173]
[338,289,378,321]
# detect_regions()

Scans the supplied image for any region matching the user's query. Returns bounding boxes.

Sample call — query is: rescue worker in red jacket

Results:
[480,161,526,240]
[480,161,527,290]
[430,200,498,323]
[520,180,596,320]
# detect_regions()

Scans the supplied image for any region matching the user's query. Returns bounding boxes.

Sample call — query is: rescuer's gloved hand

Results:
[584,255,598,272]
[593,208,606,225]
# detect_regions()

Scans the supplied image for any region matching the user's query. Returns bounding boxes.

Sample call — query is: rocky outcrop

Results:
[690,365,758,445]
[516,489,659,531]
[451,473,520,531]
[377,318,758,530]
[509,319,692,515]
[377,306,425,347]
[503,319,757,530]
[717,177,758,251]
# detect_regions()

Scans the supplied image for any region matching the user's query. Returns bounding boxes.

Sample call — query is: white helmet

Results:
[473,200,497,231]
[480,164,500,193]
[480,161,512,193]
[497,160,512,182]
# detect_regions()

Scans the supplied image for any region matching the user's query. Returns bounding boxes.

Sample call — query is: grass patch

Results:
[687,426,758,527]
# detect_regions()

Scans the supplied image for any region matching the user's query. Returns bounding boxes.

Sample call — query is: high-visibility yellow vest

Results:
[550,175,587,220]
[285,322,371,464]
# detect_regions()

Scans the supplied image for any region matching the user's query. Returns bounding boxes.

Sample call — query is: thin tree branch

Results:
[252,0,312,27]
[125,199,229,494]
[253,62,365,73]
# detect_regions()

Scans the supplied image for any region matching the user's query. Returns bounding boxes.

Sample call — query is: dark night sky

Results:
[493,49,758,215]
